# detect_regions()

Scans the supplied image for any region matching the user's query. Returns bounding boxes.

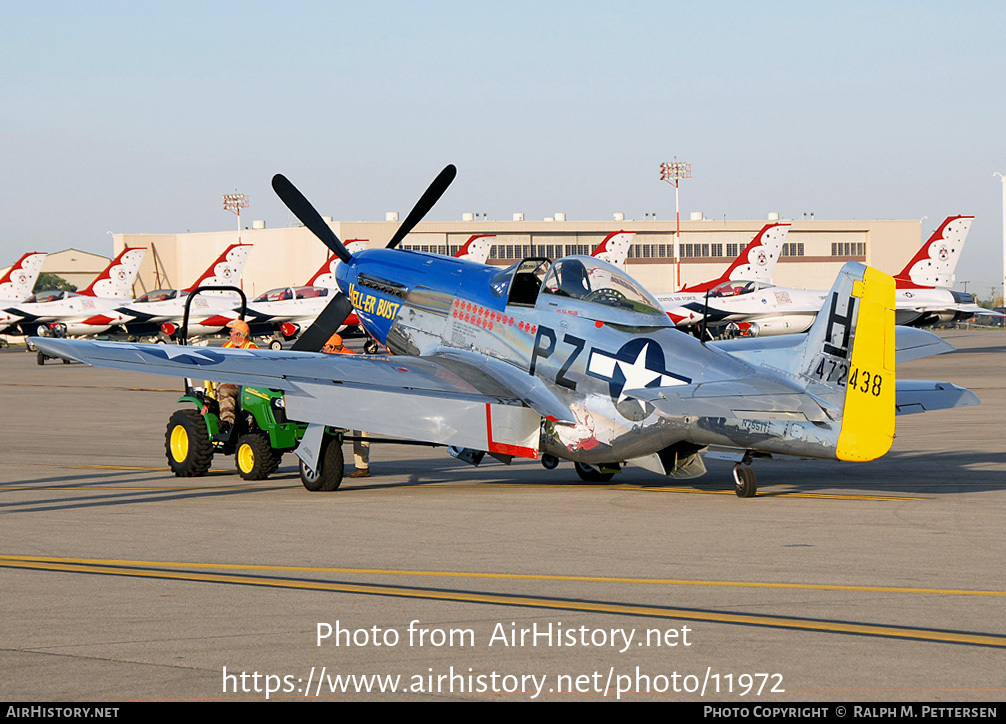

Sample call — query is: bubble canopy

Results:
[540,256,665,315]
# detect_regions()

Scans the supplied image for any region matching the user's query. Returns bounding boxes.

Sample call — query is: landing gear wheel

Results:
[363,339,380,354]
[733,465,757,498]
[235,432,281,480]
[299,436,345,491]
[574,461,615,483]
[36,351,45,365]
[165,409,214,477]
[541,454,559,470]
[269,339,283,351]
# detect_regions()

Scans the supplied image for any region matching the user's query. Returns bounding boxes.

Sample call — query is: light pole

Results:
[222,192,249,243]
[660,160,692,289]
[995,173,1005,305]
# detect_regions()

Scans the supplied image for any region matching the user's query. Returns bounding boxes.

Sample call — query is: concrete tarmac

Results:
[1,330,1003,702]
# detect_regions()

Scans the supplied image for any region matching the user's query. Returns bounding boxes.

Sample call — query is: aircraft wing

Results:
[30,338,543,458]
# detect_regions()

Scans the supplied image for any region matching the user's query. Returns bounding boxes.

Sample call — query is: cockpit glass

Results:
[540,256,663,315]
[708,280,767,298]
[253,288,294,303]
[294,286,329,299]
[135,289,177,303]
[26,291,73,303]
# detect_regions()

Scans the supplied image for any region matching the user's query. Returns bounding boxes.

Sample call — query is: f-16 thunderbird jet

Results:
[6,247,145,337]
[194,241,367,348]
[33,167,979,496]
[655,222,790,329]
[660,216,1000,337]
[107,243,253,341]
[0,251,47,334]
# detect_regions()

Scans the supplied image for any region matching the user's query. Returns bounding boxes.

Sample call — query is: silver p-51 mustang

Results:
[33,166,979,497]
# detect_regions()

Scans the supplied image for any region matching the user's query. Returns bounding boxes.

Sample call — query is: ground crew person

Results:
[216,319,258,432]
[323,333,370,477]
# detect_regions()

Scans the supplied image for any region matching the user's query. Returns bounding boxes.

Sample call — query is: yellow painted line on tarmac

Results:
[3,484,289,492]
[639,488,921,500]
[2,555,1002,598]
[2,556,1003,648]
[8,382,177,392]
[66,465,204,471]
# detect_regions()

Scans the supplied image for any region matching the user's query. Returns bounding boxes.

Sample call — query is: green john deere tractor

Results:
[164,385,345,491]
[162,284,345,491]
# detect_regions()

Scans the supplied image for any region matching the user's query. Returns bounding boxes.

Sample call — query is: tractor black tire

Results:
[235,432,281,480]
[299,436,345,492]
[574,461,616,483]
[165,409,214,477]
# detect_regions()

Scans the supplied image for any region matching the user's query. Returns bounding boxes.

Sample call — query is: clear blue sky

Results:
[2,1,1005,296]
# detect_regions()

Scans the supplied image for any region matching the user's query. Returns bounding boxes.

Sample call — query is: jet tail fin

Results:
[590,231,634,269]
[80,247,146,298]
[0,252,46,300]
[678,223,789,293]
[796,262,896,461]
[185,243,252,292]
[895,215,972,289]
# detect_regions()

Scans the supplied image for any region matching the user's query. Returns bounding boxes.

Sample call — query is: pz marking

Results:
[530,326,586,390]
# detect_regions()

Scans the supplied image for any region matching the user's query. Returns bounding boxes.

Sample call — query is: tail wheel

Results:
[299,435,345,491]
[574,461,616,483]
[733,465,757,498]
[165,409,214,477]
[235,433,281,480]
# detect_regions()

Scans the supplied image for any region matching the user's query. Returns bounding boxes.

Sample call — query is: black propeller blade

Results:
[272,174,352,263]
[385,164,457,250]
[290,293,355,352]
[274,164,456,352]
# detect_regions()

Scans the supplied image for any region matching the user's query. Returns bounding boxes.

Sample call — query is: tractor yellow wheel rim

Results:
[238,443,255,474]
[169,425,189,462]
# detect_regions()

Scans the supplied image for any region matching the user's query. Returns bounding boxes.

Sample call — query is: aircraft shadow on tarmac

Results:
[0,468,289,515]
[4,445,1004,514]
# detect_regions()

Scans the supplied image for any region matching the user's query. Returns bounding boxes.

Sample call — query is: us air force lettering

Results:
[32,165,979,497]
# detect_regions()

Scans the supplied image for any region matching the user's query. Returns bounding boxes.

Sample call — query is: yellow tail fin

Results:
[836,266,896,461]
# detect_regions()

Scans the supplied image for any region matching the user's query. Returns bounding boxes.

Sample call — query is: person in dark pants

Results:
[323,333,370,477]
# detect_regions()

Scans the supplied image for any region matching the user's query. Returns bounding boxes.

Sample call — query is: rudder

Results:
[798,262,896,461]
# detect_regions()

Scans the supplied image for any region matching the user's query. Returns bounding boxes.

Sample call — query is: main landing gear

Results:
[732,464,757,498]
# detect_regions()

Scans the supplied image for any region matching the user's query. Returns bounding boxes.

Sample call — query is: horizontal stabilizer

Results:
[714,324,955,365]
[627,375,832,422]
[895,380,980,415]
[893,326,955,362]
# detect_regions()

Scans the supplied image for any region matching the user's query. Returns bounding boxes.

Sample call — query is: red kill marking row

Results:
[451,300,537,334]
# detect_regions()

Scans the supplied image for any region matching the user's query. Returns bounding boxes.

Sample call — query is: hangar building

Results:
[112,215,925,300]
